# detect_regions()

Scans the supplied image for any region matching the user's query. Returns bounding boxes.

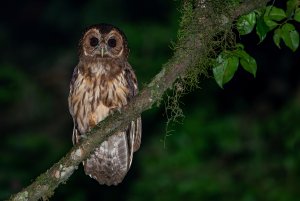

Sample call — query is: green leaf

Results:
[225,56,239,82]
[213,54,239,88]
[231,49,249,59]
[294,8,300,22]
[256,15,270,42]
[281,23,299,51]
[273,28,282,48]
[235,43,244,50]
[265,6,287,21]
[234,50,257,77]
[287,0,299,17]
[263,16,278,30]
[237,12,256,35]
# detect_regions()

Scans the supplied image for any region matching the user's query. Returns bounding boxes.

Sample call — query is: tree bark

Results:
[8,0,270,200]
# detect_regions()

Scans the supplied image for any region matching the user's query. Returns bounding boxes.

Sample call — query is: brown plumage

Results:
[68,24,141,185]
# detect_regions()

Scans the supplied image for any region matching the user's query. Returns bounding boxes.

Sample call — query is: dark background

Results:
[1,0,300,200]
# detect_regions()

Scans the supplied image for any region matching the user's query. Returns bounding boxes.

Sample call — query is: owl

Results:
[68,23,142,185]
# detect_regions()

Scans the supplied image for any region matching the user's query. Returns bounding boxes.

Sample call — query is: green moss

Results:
[164,0,238,140]
[177,1,194,41]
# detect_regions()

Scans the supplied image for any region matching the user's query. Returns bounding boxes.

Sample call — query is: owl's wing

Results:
[72,126,80,144]
[84,131,132,185]
[68,65,79,116]
[132,117,142,152]
[124,63,142,162]
[68,65,81,144]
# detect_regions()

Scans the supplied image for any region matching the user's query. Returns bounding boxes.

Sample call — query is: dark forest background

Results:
[1,0,300,200]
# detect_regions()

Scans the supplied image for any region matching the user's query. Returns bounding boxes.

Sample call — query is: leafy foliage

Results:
[278,23,299,51]
[295,8,300,22]
[213,0,300,88]
[213,53,239,88]
[237,12,256,35]
[213,44,257,88]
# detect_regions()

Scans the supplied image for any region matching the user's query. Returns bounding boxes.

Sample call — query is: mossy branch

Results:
[8,0,270,200]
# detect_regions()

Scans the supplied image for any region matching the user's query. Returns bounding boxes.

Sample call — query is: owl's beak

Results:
[99,42,107,58]
[99,46,108,58]
[101,47,104,57]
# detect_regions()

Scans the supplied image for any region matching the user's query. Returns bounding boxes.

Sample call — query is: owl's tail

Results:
[83,131,133,185]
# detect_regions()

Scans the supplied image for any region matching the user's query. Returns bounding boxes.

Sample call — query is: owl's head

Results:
[79,24,129,60]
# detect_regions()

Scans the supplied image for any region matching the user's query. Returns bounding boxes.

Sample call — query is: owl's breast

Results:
[69,67,129,134]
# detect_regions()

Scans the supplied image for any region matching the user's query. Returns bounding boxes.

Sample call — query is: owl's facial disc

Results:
[81,26,127,59]
[89,37,99,47]
[82,29,102,57]
[87,35,107,58]
[102,31,124,58]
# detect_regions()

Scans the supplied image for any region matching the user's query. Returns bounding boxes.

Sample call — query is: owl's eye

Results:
[107,38,117,48]
[90,37,99,47]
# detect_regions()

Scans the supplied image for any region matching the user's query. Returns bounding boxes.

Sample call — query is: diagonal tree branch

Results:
[8,0,270,200]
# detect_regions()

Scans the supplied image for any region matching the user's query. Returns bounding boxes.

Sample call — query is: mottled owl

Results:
[68,23,142,185]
